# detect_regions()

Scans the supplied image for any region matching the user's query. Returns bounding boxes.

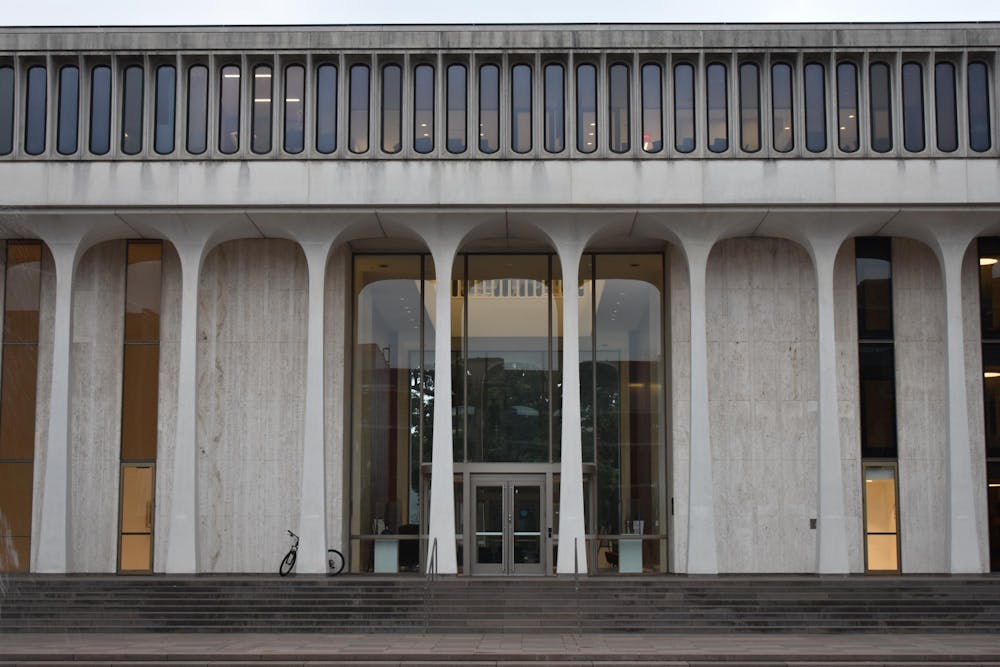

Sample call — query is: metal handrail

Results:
[423,537,438,634]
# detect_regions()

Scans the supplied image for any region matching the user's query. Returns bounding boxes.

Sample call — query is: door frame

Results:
[469,473,546,575]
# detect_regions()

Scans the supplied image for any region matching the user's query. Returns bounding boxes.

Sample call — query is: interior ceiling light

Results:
[984,371,1000,378]
[980,257,998,266]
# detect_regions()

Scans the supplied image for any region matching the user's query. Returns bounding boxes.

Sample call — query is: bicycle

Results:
[279,530,346,576]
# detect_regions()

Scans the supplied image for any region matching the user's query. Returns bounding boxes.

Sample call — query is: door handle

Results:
[548,527,552,538]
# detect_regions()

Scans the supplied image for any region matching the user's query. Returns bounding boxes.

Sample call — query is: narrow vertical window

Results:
[641,63,662,153]
[511,63,532,153]
[24,65,46,156]
[863,464,900,572]
[706,62,728,153]
[870,62,893,153]
[0,66,12,155]
[446,64,466,153]
[219,64,241,154]
[154,65,175,155]
[544,63,564,153]
[576,63,597,153]
[283,64,305,154]
[479,63,499,153]
[902,62,925,152]
[804,62,826,152]
[608,63,630,153]
[186,64,208,155]
[772,62,793,152]
[381,63,401,154]
[315,63,337,154]
[57,65,79,155]
[121,65,143,155]
[934,61,958,152]
[674,62,694,153]
[0,241,42,573]
[413,63,434,154]
[349,63,369,154]
[968,62,992,153]
[118,241,162,573]
[739,62,760,153]
[90,65,112,155]
[837,62,859,152]
[251,64,272,154]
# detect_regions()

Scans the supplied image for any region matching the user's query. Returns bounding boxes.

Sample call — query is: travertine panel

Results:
[68,241,126,572]
[325,245,350,555]
[893,238,948,572]
[669,244,690,572]
[707,238,818,573]
[153,243,181,572]
[196,239,307,572]
[29,247,55,572]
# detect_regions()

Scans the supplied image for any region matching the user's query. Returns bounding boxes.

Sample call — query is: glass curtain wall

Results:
[977,238,1000,571]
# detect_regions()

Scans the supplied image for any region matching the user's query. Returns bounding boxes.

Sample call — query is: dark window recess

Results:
[57,65,80,155]
[90,65,112,155]
[739,62,760,153]
[870,62,893,153]
[251,64,273,154]
[640,63,662,153]
[856,237,894,339]
[0,66,13,155]
[979,238,1000,340]
[24,65,47,155]
[988,461,1000,572]
[315,64,337,154]
[674,62,695,153]
[968,62,991,153]
[983,343,1000,459]
[479,63,499,153]
[902,62,925,152]
[859,343,898,458]
[706,63,728,153]
[804,62,826,152]
[576,63,597,153]
[544,63,565,153]
[608,63,629,153]
[348,64,369,154]
[837,62,859,153]
[511,63,532,153]
[219,64,241,154]
[154,65,176,155]
[446,63,466,154]
[121,65,144,155]
[771,62,793,153]
[381,64,401,154]
[935,62,958,152]
[186,65,208,155]
[284,64,305,154]
[413,63,433,154]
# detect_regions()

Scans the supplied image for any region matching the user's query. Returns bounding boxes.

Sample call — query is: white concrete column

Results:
[939,241,986,573]
[296,242,332,573]
[164,244,202,573]
[426,244,458,574]
[35,243,77,573]
[684,242,718,574]
[556,243,587,574]
[813,243,850,573]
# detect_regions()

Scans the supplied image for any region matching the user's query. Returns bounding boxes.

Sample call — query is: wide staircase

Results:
[2,574,999,634]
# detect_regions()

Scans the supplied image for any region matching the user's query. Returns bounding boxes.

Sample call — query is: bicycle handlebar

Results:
[287,530,297,538]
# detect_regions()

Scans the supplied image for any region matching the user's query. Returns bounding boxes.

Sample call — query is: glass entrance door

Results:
[471,475,545,575]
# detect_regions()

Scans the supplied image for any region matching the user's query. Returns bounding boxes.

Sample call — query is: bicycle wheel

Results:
[327,549,345,575]
[279,550,297,576]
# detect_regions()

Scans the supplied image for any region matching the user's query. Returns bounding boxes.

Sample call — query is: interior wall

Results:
[706,237,819,573]
[196,239,307,572]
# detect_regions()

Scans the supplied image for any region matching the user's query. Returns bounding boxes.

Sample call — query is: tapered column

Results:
[556,244,586,574]
[296,243,331,573]
[165,245,202,573]
[35,244,76,573]
[427,245,457,574]
[685,243,718,574]
[813,244,849,573]
[940,242,985,572]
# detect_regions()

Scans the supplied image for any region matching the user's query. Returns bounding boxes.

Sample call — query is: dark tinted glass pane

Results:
[284,64,305,154]
[251,65,272,154]
[349,64,369,153]
[856,237,893,340]
[986,344,1000,459]
[804,62,826,152]
[315,64,337,154]
[989,462,1000,571]
[0,461,33,571]
[870,62,893,153]
[121,65,143,155]
[446,64,466,153]
[902,62,925,152]
[837,62,859,152]
[674,63,695,153]
[57,66,79,155]
[979,238,1000,339]
[381,64,401,154]
[968,62,991,152]
[125,242,163,342]
[511,63,531,153]
[772,62,793,152]
[739,62,759,152]
[608,63,629,153]
[219,65,240,154]
[0,347,38,461]
[577,63,597,153]
[706,63,728,153]
[479,64,499,153]
[641,63,662,153]
[154,65,175,155]
[0,67,12,155]
[186,65,208,154]
[413,64,433,154]
[935,62,958,152]
[4,242,41,343]
[544,63,564,153]
[90,65,112,155]
[121,344,160,460]
[859,343,898,457]
[25,66,46,155]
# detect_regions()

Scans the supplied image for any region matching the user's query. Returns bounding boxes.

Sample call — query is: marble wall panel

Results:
[196,239,307,572]
[29,248,55,571]
[153,243,180,572]
[707,238,818,572]
[668,244,690,571]
[68,241,125,572]
[324,246,350,557]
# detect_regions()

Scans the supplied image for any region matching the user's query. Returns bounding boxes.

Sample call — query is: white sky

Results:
[2,0,999,26]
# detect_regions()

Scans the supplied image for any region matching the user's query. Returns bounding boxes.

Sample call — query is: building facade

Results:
[0,23,998,576]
